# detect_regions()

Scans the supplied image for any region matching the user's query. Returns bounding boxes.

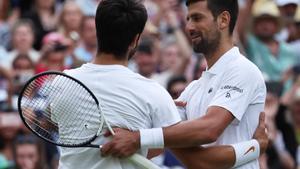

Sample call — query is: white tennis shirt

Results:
[58,63,181,169]
[177,47,266,169]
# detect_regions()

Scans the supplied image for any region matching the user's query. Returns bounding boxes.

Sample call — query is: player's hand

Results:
[252,112,269,155]
[101,128,140,158]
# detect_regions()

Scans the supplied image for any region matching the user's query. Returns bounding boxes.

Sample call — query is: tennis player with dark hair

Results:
[57,0,181,168]
[101,0,267,169]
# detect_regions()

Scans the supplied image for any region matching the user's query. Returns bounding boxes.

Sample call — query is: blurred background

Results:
[0,0,300,168]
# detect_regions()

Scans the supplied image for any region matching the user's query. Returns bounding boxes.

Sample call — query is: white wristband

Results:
[139,128,164,149]
[231,139,260,168]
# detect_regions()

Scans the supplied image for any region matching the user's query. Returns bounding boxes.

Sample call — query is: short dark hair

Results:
[186,0,238,35]
[95,0,148,59]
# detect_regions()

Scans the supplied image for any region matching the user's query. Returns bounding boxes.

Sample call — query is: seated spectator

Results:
[13,135,47,169]
[4,20,40,69]
[74,16,97,62]
[154,36,191,87]
[22,0,58,50]
[134,36,159,78]
[58,1,83,41]
[36,32,69,74]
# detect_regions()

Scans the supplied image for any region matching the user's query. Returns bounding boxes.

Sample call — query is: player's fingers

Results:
[258,112,266,127]
[174,100,187,107]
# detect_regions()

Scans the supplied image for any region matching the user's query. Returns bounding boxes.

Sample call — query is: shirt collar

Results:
[206,46,240,75]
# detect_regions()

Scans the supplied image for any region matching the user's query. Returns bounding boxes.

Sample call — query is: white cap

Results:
[275,0,299,6]
[252,0,280,17]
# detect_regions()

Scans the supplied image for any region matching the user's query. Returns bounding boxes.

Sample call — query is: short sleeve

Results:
[150,85,182,128]
[208,64,265,121]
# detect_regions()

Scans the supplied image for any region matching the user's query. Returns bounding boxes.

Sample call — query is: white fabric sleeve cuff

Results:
[231,139,260,168]
[139,128,164,149]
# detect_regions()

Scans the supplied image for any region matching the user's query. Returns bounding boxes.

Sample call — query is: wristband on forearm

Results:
[231,139,260,168]
[139,128,164,149]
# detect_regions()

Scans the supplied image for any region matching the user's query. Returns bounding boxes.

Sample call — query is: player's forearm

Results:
[171,146,235,169]
[163,117,220,147]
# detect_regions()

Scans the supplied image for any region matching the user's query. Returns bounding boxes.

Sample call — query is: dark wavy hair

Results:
[186,0,238,35]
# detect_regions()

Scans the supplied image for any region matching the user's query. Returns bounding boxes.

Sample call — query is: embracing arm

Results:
[163,106,234,147]
[101,106,234,157]
[102,112,268,169]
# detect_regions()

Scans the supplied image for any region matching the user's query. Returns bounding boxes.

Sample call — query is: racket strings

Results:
[24,75,96,143]
[20,74,103,146]
[22,75,63,141]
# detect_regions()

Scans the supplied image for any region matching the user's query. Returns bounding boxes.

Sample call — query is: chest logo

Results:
[208,88,213,94]
[225,92,231,98]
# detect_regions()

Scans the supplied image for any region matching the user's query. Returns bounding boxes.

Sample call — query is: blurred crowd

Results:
[0,0,300,169]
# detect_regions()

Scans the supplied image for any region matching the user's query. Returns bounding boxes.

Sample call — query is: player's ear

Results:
[217,11,230,31]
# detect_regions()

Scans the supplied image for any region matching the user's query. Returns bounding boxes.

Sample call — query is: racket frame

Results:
[18,71,104,148]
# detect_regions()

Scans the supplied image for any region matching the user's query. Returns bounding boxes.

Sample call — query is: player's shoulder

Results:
[63,66,84,77]
[227,53,264,81]
[130,72,164,88]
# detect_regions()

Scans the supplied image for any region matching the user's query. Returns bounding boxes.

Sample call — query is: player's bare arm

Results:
[163,106,234,147]
[101,106,234,155]
[101,112,268,169]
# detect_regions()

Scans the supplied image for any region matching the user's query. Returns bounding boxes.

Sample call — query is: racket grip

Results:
[127,154,161,169]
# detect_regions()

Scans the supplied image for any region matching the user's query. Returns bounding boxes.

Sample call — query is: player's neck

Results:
[93,53,128,66]
[206,38,233,69]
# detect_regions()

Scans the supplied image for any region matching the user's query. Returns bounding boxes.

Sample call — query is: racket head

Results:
[18,71,104,147]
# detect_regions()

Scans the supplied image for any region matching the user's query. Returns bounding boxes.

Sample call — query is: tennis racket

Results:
[18,71,161,169]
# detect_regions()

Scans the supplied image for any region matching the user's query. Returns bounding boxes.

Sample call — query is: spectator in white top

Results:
[5,20,39,69]
[74,16,97,62]
[58,1,83,42]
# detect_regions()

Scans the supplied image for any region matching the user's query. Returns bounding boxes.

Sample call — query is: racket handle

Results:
[127,154,161,169]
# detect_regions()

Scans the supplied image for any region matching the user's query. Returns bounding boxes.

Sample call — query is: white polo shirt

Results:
[57,63,181,169]
[177,47,266,169]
